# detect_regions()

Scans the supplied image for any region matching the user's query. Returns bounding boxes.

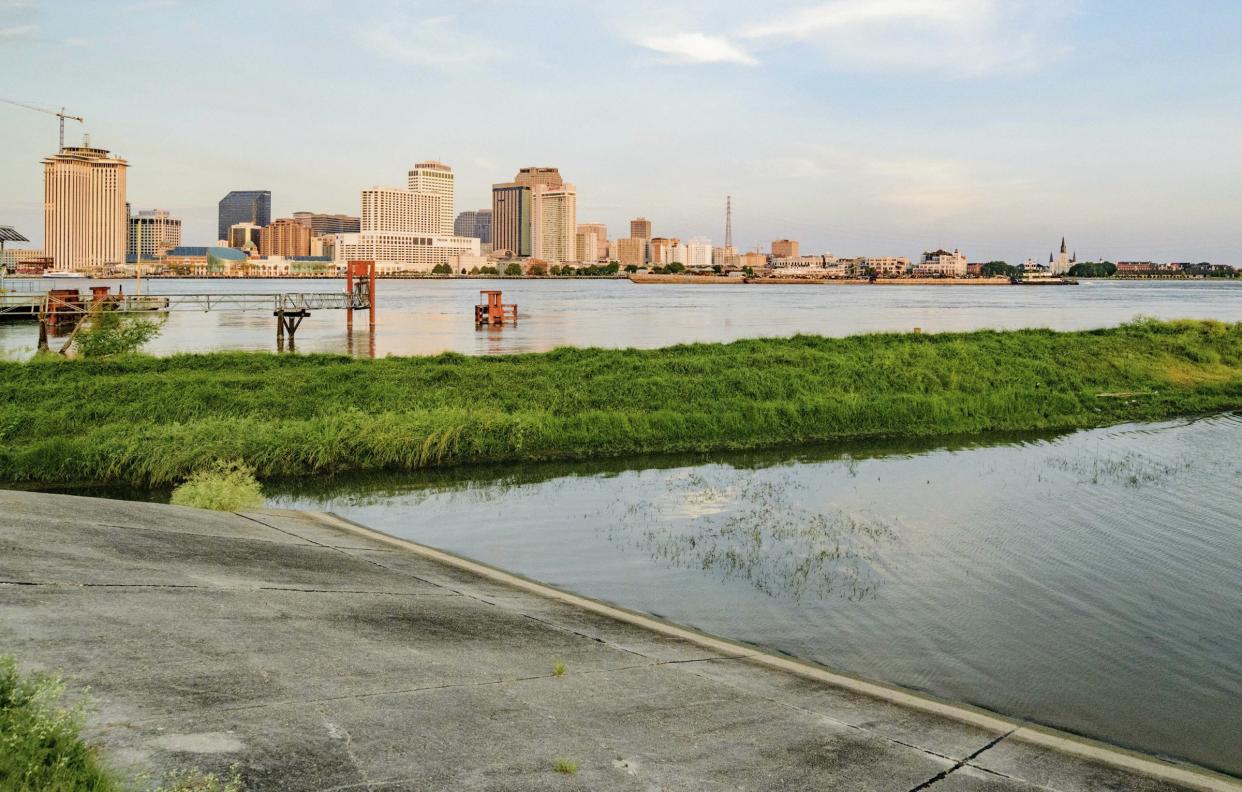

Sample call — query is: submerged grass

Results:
[2,319,1241,488]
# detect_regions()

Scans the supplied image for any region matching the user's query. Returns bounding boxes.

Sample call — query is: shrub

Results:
[170,460,264,511]
[0,655,121,791]
[74,311,162,358]
[553,759,579,775]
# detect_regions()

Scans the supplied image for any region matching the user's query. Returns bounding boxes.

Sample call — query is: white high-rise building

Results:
[337,162,478,273]
[531,183,577,263]
[43,145,128,270]
[361,187,442,234]
[127,209,181,260]
[407,161,455,235]
[685,237,713,269]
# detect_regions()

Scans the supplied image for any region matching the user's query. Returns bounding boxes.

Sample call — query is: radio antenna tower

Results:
[724,195,733,250]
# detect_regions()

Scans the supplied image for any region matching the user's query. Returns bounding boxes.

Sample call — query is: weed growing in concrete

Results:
[553,662,567,677]
[0,654,121,791]
[170,460,264,511]
[153,766,244,792]
[553,758,579,775]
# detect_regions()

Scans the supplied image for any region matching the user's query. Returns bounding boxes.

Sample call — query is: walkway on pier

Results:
[0,490,1234,791]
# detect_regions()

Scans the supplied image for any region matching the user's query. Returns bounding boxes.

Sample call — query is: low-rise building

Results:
[261,218,312,257]
[769,255,848,278]
[685,237,713,270]
[615,237,646,267]
[228,223,262,251]
[861,256,910,278]
[914,249,967,277]
[333,232,481,274]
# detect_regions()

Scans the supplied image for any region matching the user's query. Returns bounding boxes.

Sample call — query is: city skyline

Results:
[2,0,1241,263]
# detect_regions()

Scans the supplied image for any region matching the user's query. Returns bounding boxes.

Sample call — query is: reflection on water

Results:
[601,471,897,602]
[268,413,1242,777]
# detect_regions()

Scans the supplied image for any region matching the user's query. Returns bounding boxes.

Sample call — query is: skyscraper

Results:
[407,161,455,235]
[454,209,493,243]
[514,166,563,190]
[630,217,652,239]
[772,239,799,258]
[43,144,128,269]
[531,183,577,263]
[577,222,608,261]
[218,190,270,242]
[491,183,532,257]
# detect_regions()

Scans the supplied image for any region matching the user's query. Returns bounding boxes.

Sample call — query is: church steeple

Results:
[1049,251,1054,263]
[1060,236,1067,254]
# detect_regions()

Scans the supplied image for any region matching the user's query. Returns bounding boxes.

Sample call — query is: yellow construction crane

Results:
[1,98,85,151]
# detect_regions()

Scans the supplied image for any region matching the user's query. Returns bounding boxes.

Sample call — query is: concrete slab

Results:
[0,491,1236,792]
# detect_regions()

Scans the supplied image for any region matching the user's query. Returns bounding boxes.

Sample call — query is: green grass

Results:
[552,759,579,775]
[169,460,264,512]
[0,655,120,792]
[1,319,1241,488]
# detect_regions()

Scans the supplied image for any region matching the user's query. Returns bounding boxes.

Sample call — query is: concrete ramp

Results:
[0,490,1234,791]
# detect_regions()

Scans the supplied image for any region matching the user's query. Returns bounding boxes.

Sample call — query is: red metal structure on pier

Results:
[474,290,517,326]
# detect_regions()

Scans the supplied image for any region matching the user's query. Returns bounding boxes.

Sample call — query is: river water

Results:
[270,414,1242,776]
[2,277,1241,358]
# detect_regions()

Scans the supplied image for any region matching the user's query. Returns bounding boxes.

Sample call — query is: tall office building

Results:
[453,209,493,243]
[491,183,532,257]
[531,183,577,264]
[575,231,597,264]
[260,218,312,257]
[292,212,360,235]
[128,209,181,260]
[630,217,652,239]
[43,145,128,269]
[649,237,678,266]
[616,238,645,267]
[407,161,455,235]
[771,239,799,258]
[218,190,270,242]
[686,237,713,269]
[228,223,263,250]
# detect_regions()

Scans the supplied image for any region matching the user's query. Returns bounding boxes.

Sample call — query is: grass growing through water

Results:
[169,460,265,511]
[1,319,1240,488]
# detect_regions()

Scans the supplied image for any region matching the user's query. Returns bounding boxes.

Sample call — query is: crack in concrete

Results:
[905,729,1016,791]
[318,706,373,792]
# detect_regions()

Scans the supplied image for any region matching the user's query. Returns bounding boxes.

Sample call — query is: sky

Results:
[2,0,1241,263]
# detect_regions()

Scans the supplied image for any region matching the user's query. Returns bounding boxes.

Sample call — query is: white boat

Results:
[41,270,87,278]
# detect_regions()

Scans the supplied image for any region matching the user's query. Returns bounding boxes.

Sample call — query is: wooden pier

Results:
[0,260,378,352]
[474,289,518,326]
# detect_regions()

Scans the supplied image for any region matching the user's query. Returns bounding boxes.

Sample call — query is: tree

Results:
[431,263,452,275]
[980,261,1019,277]
[528,263,546,276]
[625,264,639,273]
[666,262,685,274]
[504,262,523,276]
[711,264,723,274]
[742,266,755,276]
[1069,261,1117,278]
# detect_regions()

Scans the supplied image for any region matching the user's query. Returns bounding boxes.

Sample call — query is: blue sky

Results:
[2,0,1240,263]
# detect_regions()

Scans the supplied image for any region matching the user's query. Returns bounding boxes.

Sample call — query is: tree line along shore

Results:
[1,319,1240,488]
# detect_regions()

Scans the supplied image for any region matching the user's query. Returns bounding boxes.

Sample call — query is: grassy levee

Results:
[1,319,1240,487]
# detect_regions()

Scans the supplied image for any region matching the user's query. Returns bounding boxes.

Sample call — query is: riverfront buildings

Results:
[333,161,480,274]
[492,167,577,263]
[43,145,128,269]
[227,223,262,251]
[914,249,968,277]
[127,209,181,261]
[630,217,652,240]
[577,222,608,261]
[217,190,270,243]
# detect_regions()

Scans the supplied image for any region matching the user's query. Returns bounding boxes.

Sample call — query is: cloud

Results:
[741,0,1071,75]
[354,16,500,68]
[0,24,36,39]
[639,32,758,65]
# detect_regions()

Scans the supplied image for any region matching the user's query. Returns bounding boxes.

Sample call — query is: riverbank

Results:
[2,490,1236,791]
[1,319,1240,487]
